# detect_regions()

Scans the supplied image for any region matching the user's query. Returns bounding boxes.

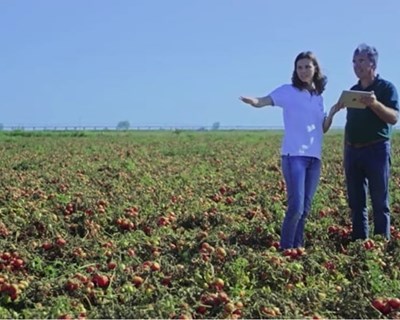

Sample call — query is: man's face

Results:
[353,52,375,79]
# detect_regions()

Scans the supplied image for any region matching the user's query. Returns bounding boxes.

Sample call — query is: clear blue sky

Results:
[1,0,399,128]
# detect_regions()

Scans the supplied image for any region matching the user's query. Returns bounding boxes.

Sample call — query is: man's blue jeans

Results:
[280,155,321,249]
[344,140,391,240]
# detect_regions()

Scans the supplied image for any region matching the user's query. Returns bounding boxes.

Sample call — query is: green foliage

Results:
[0,131,400,318]
[116,120,130,130]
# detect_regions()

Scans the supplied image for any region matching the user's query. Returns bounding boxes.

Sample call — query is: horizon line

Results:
[0,124,348,130]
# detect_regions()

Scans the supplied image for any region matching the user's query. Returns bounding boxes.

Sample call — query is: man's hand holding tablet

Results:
[338,90,374,109]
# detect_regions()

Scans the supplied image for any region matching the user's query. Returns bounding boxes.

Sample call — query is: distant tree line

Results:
[116,121,130,130]
[115,121,221,131]
[0,121,226,132]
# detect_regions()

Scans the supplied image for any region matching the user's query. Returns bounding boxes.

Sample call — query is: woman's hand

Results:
[323,101,344,133]
[329,101,345,117]
[239,96,258,107]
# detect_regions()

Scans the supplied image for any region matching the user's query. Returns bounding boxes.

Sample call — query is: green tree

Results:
[116,121,130,130]
[211,121,220,130]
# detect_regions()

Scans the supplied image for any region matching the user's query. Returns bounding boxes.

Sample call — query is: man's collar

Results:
[357,74,380,89]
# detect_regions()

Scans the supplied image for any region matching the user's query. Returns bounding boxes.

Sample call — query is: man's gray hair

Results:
[354,43,379,68]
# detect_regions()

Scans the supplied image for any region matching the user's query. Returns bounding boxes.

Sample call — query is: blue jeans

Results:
[280,155,321,249]
[344,140,391,240]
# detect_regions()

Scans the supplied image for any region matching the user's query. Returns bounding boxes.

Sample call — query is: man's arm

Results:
[360,88,399,125]
[369,101,398,125]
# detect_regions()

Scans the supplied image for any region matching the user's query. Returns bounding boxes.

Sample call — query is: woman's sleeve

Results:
[268,84,289,108]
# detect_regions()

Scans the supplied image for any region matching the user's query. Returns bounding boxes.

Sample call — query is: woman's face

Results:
[296,58,315,85]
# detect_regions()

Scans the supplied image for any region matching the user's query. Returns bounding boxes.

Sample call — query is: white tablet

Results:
[338,90,372,109]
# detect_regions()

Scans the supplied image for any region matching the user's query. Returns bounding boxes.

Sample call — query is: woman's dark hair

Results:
[291,51,327,95]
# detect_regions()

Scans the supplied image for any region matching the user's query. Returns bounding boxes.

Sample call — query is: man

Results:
[344,43,399,240]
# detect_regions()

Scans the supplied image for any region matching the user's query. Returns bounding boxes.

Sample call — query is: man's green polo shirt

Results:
[345,75,399,144]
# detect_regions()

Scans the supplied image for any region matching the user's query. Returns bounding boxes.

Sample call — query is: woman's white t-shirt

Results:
[269,84,326,160]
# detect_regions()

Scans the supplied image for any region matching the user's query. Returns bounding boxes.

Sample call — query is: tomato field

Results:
[1,130,400,319]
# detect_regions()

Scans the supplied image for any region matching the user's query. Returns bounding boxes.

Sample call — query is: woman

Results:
[240,51,341,250]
